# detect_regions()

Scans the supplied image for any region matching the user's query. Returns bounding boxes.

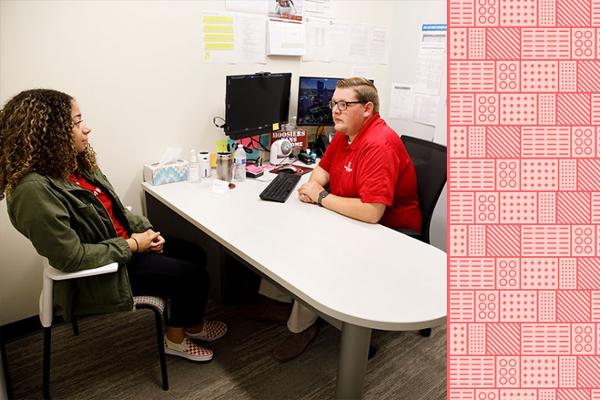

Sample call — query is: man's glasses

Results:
[328,100,364,111]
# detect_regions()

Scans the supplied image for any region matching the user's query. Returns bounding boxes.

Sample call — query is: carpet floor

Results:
[5,302,446,399]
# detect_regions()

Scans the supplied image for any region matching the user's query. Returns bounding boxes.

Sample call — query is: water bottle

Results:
[233,144,246,182]
[283,116,297,131]
[188,149,200,183]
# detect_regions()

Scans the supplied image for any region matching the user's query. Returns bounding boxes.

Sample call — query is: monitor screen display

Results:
[225,73,291,139]
[296,76,340,126]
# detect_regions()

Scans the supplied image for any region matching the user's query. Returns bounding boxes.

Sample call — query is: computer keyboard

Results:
[259,173,301,203]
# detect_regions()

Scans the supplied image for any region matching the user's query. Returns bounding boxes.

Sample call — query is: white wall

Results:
[0,0,443,324]
[387,0,447,251]
[0,0,394,324]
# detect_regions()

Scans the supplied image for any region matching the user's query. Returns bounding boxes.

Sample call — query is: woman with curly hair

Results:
[0,89,226,362]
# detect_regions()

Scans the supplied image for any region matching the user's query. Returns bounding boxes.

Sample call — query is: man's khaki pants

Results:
[259,279,318,333]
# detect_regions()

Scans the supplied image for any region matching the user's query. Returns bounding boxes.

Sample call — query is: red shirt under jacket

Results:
[68,175,130,239]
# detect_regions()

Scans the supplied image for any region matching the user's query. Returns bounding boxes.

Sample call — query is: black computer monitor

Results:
[296,76,340,126]
[225,72,291,140]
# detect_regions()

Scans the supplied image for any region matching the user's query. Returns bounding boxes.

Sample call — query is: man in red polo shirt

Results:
[298,77,420,230]
[264,77,421,361]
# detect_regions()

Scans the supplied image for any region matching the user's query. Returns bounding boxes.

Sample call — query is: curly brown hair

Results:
[0,89,97,200]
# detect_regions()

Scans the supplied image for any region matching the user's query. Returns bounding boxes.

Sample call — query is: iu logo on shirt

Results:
[344,161,353,173]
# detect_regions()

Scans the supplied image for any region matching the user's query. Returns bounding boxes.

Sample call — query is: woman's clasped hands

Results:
[129,229,165,253]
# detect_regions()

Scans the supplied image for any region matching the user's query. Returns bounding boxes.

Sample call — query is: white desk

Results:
[143,173,446,399]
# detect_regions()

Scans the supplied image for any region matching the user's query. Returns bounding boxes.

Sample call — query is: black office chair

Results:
[397,135,447,244]
[399,135,447,337]
[368,136,447,360]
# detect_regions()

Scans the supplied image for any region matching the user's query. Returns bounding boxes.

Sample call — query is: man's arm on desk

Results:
[297,166,385,224]
[307,165,330,187]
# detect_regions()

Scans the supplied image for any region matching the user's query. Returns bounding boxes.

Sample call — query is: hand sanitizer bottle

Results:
[189,149,200,183]
[199,151,210,178]
[233,144,246,182]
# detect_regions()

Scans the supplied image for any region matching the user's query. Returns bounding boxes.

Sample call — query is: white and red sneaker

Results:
[164,337,213,362]
[185,320,228,342]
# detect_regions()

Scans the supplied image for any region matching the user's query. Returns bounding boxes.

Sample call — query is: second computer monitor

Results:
[225,72,292,139]
[297,76,340,126]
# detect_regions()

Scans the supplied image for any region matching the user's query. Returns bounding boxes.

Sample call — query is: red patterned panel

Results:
[556,94,591,125]
[487,127,521,158]
[556,193,591,224]
[556,0,591,26]
[556,290,591,322]
[521,29,571,59]
[487,28,521,59]
[521,61,558,92]
[487,323,521,354]
[577,61,600,91]
[451,28,468,59]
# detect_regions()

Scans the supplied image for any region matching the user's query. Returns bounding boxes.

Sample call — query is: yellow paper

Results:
[205,43,234,50]
[203,16,233,24]
[272,122,280,131]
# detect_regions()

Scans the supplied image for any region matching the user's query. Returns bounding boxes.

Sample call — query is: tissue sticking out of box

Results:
[158,147,182,166]
[144,147,189,185]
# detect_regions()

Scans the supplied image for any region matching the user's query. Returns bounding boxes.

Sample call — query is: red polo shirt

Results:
[318,113,421,232]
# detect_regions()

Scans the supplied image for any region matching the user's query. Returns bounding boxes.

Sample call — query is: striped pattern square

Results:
[578,259,600,289]
[556,0,592,26]
[556,291,591,322]
[487,225,521,256]
[556,192,591,224]
[556,94,591,125]
[488,28,521,59]
[577,160,600,190]
[487,127,521,158]
[577,61,600,92]
[487,323,521,354]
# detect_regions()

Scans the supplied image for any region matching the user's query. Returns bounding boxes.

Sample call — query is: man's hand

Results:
[297,181,325,203]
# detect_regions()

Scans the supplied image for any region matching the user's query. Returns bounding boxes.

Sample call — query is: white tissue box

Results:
[143,160,189,185]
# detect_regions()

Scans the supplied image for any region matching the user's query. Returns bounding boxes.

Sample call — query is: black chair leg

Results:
[1,326,13,399]
[71,318,79,336]
[152,308,169,390]
[163,301,169,327]
[420,328,432,337]
[43,327,52,399]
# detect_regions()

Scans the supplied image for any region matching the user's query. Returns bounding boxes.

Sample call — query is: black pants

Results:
[127,236,209,328]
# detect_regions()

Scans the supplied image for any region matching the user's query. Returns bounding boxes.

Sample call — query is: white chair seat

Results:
[38,257,169,398]
[134,296,166,314]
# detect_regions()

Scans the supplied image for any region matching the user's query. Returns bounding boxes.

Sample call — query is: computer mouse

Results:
[278,165,298,173]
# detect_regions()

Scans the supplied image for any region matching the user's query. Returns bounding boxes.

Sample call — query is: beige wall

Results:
[0,0,446,325]
[387,0,447,251]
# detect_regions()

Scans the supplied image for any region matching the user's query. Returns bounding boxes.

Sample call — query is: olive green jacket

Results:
[7,169,153,320]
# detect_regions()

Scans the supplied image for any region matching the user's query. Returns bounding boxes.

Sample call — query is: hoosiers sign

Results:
[270,130,308,150]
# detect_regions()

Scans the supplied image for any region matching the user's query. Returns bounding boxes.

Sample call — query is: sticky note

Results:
[216,139,228,153]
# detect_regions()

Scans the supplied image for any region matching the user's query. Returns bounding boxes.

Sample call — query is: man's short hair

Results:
[336,77,379,114]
